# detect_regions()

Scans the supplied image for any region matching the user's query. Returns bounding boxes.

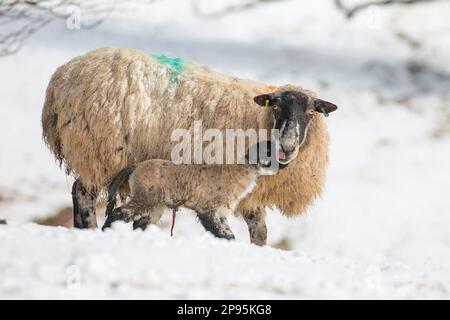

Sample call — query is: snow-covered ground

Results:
[2,222,449,299]
[1,0,449,299]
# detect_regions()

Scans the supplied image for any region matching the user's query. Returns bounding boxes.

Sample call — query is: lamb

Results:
[42,47,337,245]
[102,141,286,233]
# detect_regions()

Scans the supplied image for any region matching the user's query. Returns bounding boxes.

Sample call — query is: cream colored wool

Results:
[124,160,260,219]
[42,47,329,217]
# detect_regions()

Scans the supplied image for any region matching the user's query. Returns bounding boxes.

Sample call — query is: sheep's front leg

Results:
[197,211,235,240]
[72,179,98,229]
[242,207,267,246]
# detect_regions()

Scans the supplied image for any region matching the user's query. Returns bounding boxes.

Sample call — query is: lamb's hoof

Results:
[132,217,150,230]
[205,227,235,240]
[101,220,112,231]
[216,230,235,241]
[102,215,118,231]
[197,214,235,241]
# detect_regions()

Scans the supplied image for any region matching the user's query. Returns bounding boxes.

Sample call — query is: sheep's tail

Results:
[105,165,136,218]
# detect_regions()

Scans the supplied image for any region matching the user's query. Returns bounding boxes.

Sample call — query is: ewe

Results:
[42,47,337,245]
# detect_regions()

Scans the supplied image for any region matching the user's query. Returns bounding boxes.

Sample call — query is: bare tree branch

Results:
[335,0,445,19]
[192,0,285,19]
[0,0,157,56]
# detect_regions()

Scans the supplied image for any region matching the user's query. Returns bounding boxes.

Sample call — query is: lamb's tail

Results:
[105,165,136,218]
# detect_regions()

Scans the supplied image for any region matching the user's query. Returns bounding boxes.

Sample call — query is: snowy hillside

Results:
[1,0,450,299]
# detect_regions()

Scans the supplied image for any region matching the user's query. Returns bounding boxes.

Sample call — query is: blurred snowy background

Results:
[0,0,450,299]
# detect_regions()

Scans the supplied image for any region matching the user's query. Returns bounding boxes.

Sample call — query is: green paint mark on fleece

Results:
[151,54,185,75]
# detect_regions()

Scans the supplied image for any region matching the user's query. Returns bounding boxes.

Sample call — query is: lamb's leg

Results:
[242,207,267,246]
[102,205,134,230]
[132,206,165,231]
[72,179,98,229]
[197,211,235,240]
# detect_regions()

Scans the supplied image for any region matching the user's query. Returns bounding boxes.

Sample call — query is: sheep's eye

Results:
[272,105,281,112]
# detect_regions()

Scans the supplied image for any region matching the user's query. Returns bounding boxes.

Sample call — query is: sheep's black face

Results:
[254,90,337,164]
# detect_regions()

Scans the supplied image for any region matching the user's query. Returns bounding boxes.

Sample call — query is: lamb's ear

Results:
[314,99,338,117]
[253,94,274,107]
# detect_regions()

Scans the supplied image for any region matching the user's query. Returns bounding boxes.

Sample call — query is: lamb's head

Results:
[245,140,288,175]
[254,90,337,164]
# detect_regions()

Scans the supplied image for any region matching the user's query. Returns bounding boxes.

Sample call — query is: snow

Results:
[1,223,449,299]
[1,0,450,299]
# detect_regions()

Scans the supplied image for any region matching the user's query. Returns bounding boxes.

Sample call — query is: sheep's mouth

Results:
[277,147,299,164]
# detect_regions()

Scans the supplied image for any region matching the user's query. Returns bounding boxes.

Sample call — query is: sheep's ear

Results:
[253,94,274,107]
[314,99,338,117]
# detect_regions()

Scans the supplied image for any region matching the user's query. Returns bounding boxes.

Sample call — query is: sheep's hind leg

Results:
[197,211,235,240]
[72,179,98,229]
[242,207,267,246]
